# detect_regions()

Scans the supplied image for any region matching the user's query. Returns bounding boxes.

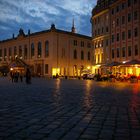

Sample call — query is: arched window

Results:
[14,46,17,57]
[81,51,84,60]
[74,49,77,59]
[31,43,34,58]
[45,41,49,57]
[88,52,90,60]
[38,42,42,58]
[24,45,28,59]
[19,46,22,58]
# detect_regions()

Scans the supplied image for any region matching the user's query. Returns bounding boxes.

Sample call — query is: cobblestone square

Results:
[0,77,140,140]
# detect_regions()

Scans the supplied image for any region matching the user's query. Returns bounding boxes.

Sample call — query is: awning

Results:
[105,61,121,67]
[122,59,140,66]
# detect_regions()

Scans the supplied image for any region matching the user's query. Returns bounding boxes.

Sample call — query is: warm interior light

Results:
[52,68,60,76]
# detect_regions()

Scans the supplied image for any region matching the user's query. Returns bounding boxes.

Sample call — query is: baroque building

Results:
[0,24,92,77]
[91,0,140,75]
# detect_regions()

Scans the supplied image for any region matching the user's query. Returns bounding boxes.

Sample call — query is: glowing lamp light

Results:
[87,66,91,70]
[10,68,13,71]
[123,61,126,64]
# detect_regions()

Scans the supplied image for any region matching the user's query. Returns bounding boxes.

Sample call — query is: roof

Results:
[0,27,91,43]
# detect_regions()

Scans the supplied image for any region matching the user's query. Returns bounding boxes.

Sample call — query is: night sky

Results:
[0,0,97,41]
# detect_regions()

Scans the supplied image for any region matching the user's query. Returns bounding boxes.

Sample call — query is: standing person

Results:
[20,72,23,82]
[26,68,31,84]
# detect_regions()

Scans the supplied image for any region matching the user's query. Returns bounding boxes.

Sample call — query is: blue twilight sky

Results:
[0,0,97,41]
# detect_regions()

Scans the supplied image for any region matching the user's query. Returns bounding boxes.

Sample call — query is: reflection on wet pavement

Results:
[0,78,140,140]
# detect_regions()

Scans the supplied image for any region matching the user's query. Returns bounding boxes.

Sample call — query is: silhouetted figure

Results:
[20,72,23,82]
[26,68,31,84]
[10,72,14,82]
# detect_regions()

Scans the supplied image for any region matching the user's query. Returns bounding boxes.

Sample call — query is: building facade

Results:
[0,24,92,77]
[91,0,140,75]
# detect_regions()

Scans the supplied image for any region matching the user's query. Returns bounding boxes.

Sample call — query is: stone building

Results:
[0,24,92,77]
[91,0,140,75]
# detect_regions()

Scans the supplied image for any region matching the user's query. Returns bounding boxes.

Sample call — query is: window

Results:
[81,41,84,47]
[19,46,22,58]
[122,32,125,40]
[45,64,49,74]
[98,28,100,35]
[24,45,28,59]
[102,27,104,33]
[62,48,65,58]
[88,52,90,60]
[116,5,119,13]
[38,42,42,58]
[106,26,109,33]
[112,34,114,43]
[0,49,2,61]
[128,46,131,56]
[112,9,114,15]
[134,11,138,20]
[128,30,131,39]
[74,49,77,59]
[87,43,91,48]
[74,40,77,46]
[117,33,119,41]
[135,45,138,56]
[134,28,138,37]
[81,51,84,60]
[117,48,120,58]
[31,43,34,58]
[134,0,137,4]
[112,49,114,59]
[14,46,17,57]
[128,0,131,7]
[45,41,49,57]
[128,13,131,22]
[122,3,125,9]
[116,18,119,26]
[122,47,126,57]
[106,39,109,46]
[4,48,7,61]
[9,48,12,60]
[122,16,125,24]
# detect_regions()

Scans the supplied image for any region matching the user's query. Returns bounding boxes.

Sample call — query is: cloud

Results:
[0,0,97,40]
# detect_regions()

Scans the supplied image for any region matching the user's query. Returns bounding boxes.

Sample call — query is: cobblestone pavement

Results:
[0,77,140,140]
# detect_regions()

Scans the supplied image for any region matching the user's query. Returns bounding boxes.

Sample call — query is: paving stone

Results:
[0,78,140,140]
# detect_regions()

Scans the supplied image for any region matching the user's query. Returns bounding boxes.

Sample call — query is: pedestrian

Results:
[26,68,31,84]
[20,72,23,82]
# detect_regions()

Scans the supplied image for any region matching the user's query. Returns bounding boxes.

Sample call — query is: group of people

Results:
[10,68,31,84]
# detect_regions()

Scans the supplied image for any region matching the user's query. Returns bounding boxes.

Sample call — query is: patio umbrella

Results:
[122,59,140,66]
[106,61,121,67]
